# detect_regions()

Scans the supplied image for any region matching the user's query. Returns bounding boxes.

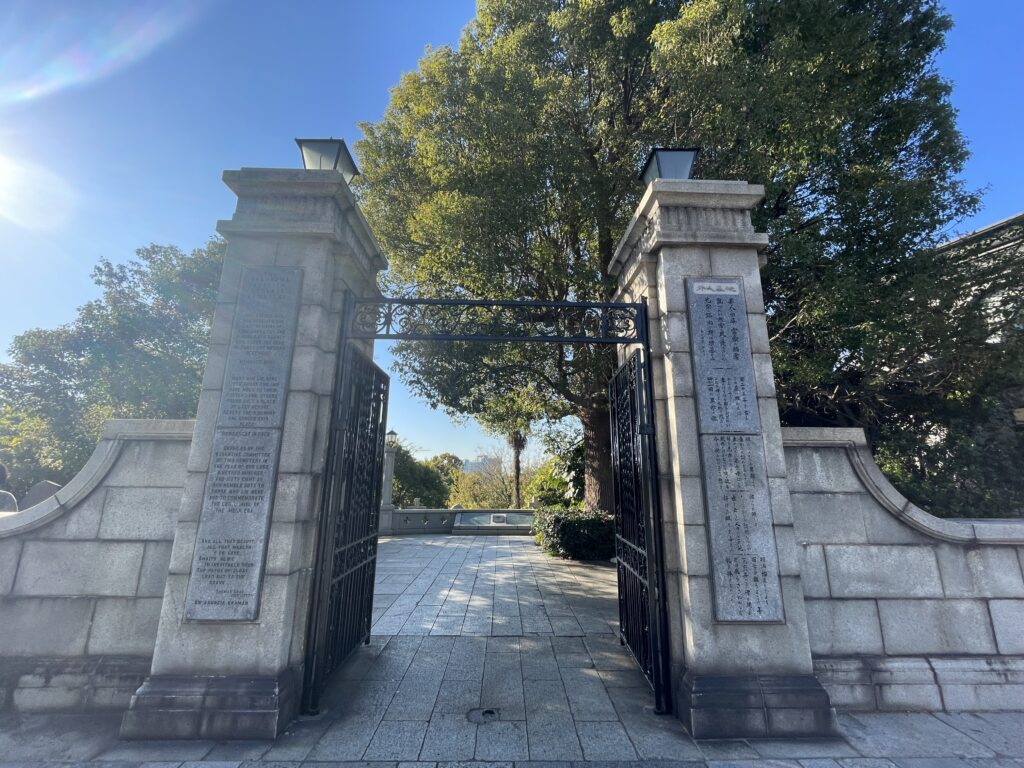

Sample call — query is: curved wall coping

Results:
[0,418,195,538]
[781,427,1024,545]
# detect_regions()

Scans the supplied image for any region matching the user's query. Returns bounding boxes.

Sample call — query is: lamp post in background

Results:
[379,429,399,534]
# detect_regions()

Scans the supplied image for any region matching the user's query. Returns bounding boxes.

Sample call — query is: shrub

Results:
[532,507,614,561]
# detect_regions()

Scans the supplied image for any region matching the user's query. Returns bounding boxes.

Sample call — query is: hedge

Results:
[532,507,615,560]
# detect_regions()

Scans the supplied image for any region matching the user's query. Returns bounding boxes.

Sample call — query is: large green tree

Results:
[391,444,453,507]
[357,0,1022,516]
[0,241,222,496]
[358,0,678,511]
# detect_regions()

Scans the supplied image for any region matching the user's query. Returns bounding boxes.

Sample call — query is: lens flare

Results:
[0,151,77,231]
[0,1,203,108]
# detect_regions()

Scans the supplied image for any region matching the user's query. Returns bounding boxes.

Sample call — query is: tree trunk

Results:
[512,445,522,509]
[580,406,615,512]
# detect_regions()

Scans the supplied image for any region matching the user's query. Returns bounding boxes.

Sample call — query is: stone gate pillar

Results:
[610,180,836,738]
[121,168,386,739]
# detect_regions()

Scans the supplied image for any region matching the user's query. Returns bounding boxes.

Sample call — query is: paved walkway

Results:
[1,534,1023,767]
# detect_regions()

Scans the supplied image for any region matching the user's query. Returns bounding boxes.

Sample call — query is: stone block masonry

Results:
[784,427,1024,712]
[0,419,193,712]
[121,166,389,740]
[610,179,835,738]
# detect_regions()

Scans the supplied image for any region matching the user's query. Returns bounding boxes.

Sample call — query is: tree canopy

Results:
[0,241,223,497]
[390,444,471,508]
[357,0,1023,516]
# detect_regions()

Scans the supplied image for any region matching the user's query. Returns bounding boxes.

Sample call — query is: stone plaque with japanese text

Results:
[185,266,302,621]
[688,277,784,622]
[699,433,784,622]
[687,279,760,435]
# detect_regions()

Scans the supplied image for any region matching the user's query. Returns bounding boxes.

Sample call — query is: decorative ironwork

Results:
[350,297,647,345]
[302,343,389,713]
[302,292,670,715]
[609,350,672,714]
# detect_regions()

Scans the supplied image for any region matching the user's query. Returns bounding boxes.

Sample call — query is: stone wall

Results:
[0,419,193,711]
[384,509,533,535]
[784,427,1024,713]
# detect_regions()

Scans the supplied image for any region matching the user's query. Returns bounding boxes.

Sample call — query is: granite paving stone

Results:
[93,742,214,762]
[305,712,387,761]
[573,721,637,761]
[749,740,859,759]
[838,714,995,758]
[475,721,529,761]
[363,721,428,761]
[605,686,701,760]
[560,668,618,721]
[481,652,526,721]
[432,679,481,714]
[418,715,477,762]
[697,741,762,760]
[519,637,561,681]
[935,714,1024,757]
[203,742,273,760]
[0,713,124,761]
[258,718,333,761]
[525,713,583,761]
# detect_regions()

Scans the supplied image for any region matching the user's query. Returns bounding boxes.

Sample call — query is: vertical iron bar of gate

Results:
[302,293,355,714]
[637,299,673,714]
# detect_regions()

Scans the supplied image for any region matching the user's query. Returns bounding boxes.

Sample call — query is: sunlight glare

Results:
[0,1,203,108]
[0,151,76,231]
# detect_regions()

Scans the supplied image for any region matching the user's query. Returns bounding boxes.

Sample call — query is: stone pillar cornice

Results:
[215,167,388,277]
[610,179,769,278]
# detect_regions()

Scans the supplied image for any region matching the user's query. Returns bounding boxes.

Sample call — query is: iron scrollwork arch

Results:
[350,296,646,346]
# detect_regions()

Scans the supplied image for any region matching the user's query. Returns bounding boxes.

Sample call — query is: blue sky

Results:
[1,0,1021,461]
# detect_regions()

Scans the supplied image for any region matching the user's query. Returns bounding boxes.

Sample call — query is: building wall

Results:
[0,419,193,711]
[784,427,1024,712]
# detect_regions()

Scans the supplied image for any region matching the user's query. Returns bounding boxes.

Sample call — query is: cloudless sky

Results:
[0,0,1021,461]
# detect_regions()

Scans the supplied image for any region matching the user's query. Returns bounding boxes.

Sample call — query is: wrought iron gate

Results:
[301,294,670,714]
[609,350,672,713]
[302,343,389,713]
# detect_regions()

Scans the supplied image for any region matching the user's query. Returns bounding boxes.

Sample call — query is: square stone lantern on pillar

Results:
[610,178,837,738]
[120,150,387,739]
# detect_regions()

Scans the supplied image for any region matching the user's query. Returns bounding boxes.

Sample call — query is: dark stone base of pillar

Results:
[119,669,299,740]
[678,672,837,739]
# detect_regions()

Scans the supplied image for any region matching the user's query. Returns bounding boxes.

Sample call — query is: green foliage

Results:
[392,444,452,508]
[474,389,544,508]
[355,0,674,510]
[424,452,463,489]
[357,0,1024,517]
[525,457,572,509]
[540,424,587,506]
[447,449,543,509]
[532,507,615,561]
[0,241,223,497]
[448,453,515,509]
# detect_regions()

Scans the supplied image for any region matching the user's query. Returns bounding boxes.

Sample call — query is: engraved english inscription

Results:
[687,279,759,435]
[700,434,783,622]
[187,429,278,619]
[218,268,302,428]
[185,266,302,621]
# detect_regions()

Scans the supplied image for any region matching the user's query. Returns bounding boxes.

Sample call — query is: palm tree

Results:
[507,430,528,508]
